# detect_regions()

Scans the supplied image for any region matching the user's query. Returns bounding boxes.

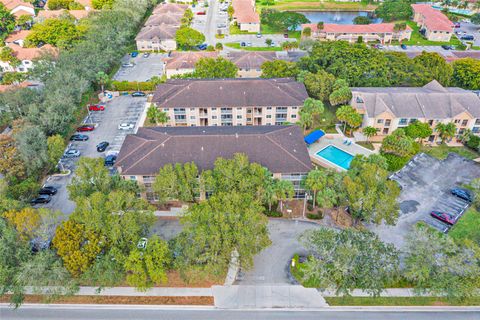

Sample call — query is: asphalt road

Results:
[2,306,479,320]
[114,53,166,82]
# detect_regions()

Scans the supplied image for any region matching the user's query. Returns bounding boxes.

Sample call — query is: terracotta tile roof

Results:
[75,0,92,8]
[144,13,182,27]
[1,0,34,11]
[13,8,33,17]
[8,43,56,60]
[5,30,30,43]
[37,9,90,20]
[233,0,259,24]
[228,51,277,69]
[302,22,412,34]
[165,51,219,70]
[115,125,312,176]
[0,81,31,92]
[152,78,308,108]
[412,4,454,32]
[135,24,179,41]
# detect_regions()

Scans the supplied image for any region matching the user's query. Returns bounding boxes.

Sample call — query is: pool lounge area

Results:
[307,133,374,171]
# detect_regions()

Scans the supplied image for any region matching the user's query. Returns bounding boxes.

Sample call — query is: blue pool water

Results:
[316,145,354,170]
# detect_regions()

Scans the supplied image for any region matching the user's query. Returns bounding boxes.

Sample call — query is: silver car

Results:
[63,149,80,158]
[118,123,135,130]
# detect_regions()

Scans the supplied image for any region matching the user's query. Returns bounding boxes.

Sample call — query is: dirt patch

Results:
[0,295,213,305]
[281,199,305,218]
[328,208,353,228]
[156,270,224,288]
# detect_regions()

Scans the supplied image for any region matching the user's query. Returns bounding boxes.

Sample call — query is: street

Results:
[1,305,479,320]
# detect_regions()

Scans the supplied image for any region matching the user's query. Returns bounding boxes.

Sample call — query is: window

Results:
[291,115,297,119]
[356,96,364,103]
[454,119,461,124]
[461,119,468,126]
[266,115,272,119]
[377,119,384,124]
[237,107,242,110]
[129,176,137,181]
[163,108,169,112]
[292,107,297,109]
[211,108,217,110]
[212,116,217,119]
[237,115,242,119]
[473,127,480,133]
[190,116,195,120]
[382,128,389,135]
[267,107,272,110]
[190,108,195,111]
[385,119,391,126]
[399,118,408,126]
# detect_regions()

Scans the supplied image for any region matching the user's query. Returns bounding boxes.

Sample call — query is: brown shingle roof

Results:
[152,78,308,108]
[135,24,178,41]
[144,13,182,27]
[165,51,219,70]
[115,125,312,175]
[152,3,187,15]
[228,51,277,70]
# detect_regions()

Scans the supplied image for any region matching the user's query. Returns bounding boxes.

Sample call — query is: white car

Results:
[122,62,134,68]
[118,123,135,130]
[63,149,80,158]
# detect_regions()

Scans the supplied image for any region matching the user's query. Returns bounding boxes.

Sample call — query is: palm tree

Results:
[460,128,472,143]
[336,105,351,134]
[298,111,313,134]
[317,21,324,30]
[435,122,457,143]
[147,105,159,124]
[362,126,377,142]
[303,169,327,209]
[274,179,294,213]
[157,111,168,126]
[95,71,110,93]
[452,0,459,8]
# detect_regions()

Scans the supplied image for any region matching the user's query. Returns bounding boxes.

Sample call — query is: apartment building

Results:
[115,125,312,200]
[151,78,308,127]
[232,0,260,33]
[135,3,187,51]
[1,0,35,18]
[301,23,412,43]
[163,51,219,78]
[350,80,480,142]
[412,4,454,42]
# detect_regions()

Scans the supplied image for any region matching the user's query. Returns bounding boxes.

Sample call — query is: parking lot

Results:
[455,21,480,46]
[370,152,480,248]
[35,95,148,215]
[114,53,167,82]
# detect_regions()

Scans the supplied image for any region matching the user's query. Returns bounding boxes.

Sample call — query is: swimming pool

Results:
[316,145,354,170]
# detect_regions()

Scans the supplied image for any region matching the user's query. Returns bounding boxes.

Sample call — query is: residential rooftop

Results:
[37,9,91,20]
[135,24,179,42]
[411,4,454,32]
[165,51,219,70]
[232,0,260,23]
[351,80,480,119]
[152,2,187,15]
[115,125,312,176]
[152,78,308,108]
[144,13,182,27]
[226,51,307,69]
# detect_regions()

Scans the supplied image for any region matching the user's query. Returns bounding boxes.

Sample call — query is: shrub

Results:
[265,210,283,217]
[307,212,322,220]
[381,152,410,172]
[110,81,156,91]
[466,135,480,150]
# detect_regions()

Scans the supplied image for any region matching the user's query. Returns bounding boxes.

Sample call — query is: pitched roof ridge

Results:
[413,93,427,119]
[122,136,173,174]
[264,127,311,171]
[114,135,149,167]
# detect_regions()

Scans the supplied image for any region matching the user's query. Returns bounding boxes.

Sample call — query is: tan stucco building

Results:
[351,80,480,142]
[412,4,454,42]
[150,78,308,127]
[232,0,260,33]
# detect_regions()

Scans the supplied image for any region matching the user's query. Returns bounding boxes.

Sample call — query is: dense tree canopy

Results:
[175,27,205,49]
[0,4,15,40]
[260,9,309,31]
[413,52,453,86]
[452,58,480,90]
[261,60,299,78]
[26,16,87,49]
[300,228,399,296]
[375,0,413,22]
[193,57,238,78]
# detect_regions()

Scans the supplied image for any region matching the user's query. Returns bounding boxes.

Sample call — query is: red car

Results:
[88,104,105,111]
[196,11,206,15]
[77,125,95,132]
[430,211,456,225]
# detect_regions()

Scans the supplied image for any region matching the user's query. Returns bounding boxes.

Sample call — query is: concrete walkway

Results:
[212,285,328,308]
[153,206,186,217]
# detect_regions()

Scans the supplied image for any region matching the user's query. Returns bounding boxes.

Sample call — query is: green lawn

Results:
[326,296,480,306]
[402,21,462,47]
[449,208,480,244]
[309,104,338,134]
[229,24,257,35]
[256,0,377,11]
[420,145,480,160]
[357,141,375,150]
[225,42,283,51]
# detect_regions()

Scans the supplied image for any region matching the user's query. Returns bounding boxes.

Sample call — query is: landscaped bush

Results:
[382,153,411,172]
[307,212,322,220]
[466,135,480,150]
[264,210,283,217]
[110,81,156,91]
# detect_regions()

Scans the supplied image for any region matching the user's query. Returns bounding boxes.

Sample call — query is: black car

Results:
[461,35,474,41]
[39,186,57,195]
[96,141,109,152]
[441,45,453,50]
[31,194,51,204]
[104,154,117,166]
[132,91,146,97]
[70,134,89,141]
[451,188,473,202]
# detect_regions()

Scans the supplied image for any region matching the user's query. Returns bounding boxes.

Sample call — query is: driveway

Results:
[114,53,167,82]
[36,95,147,215]
[151,218,183,241]
[455,21,480,46]
[369,153,480,248]
[236,219,320,285]
[383,45,456,56]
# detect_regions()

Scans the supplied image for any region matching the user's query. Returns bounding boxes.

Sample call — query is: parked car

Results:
[240,41,246,47]
[39,186,57,196]
[143,52,150,58]
[122,62,134,68]
[196,11,206,15]
[88,104,105,111]
[70,134,89,141]
[441,45,453,50]
[96,141,109,152]
[460,35,474,40]
[104,154,117,166]
[430,211,456,225]
[197,43,208,50]
[63,149,81,158]
[31,194,51,204]
[400,44,407,50]
[131,51,138,58]
[283,33,289,38]
[118,123,134,130]
[246,42,252,47]
[451,188,473,202]
[256,33,262,38]
[454,22,461,28]
[132,91,146,97]
[76,125,95,132]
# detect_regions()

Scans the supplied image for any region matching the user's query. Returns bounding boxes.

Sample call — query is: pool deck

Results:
[308,134,375,171]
